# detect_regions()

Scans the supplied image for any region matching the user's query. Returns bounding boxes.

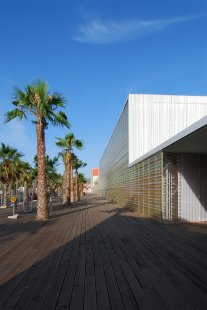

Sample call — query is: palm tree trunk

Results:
[80,182,83,197]
[67,151,72,204]
[16,180,18,201]
[75,169,80,201]
[70,166,74,203]
[3,183,7,206]
[62,150,71,205]
[62,169,67,204]
[81,182,85,197]
[24,180,29,203]
[8,183,12,198]
[77,181,80,201]
[36,117,49,220]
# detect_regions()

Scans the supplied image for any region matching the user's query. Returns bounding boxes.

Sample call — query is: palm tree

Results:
[49,173,63,197]
[19,161,32,206]
[57,150,68,203]
[45,155,59,197]
[78,173,88,197]
[0,143,23,206]
[72,154,87,201]
[56,133,83,204]
[5,80,69,220]
[34,154,60,195]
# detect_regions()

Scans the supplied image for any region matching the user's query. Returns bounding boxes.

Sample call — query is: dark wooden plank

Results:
[0,223,49,282]
[116,215,193,308]
[1,233,56,309]
[0,225,33,260]
[94,207,149,310]
[26,211,77,310]
[94,205,154,310]
[91,207,125,310]
[69,208,86,310]
[0,195,207,310]
[125,218,207,307]
[83,208,97,310]
[0,219,63,308]
[102,204,205,309]
[41,212,79,309]
[56,207,84,309]
[96,203,193,309]
[88,208,111,310]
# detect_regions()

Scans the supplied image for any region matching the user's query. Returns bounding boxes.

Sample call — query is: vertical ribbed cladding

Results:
[99,100,129,207]
[128,94,207,164]
[99,95,163,219]
[99,94,207,222]
[180,154,207,222]
[162,152,179,221]
[129,152,163,219]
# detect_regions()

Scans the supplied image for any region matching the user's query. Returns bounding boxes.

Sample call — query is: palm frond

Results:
[73,139,83,150]
[65,132,74,142]
[55,137,67,148]
[72,155,87,169]
[48,93,66,109]
[36,80,48,103]
[78,173,87,184]
[57,150,67,165]
[4,108,27,123]
[12,86,37,115]
[49,111,70,128]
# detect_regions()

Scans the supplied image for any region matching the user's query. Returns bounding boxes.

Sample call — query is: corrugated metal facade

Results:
[99,101,163,219]
[99,95,207,222]
[129,94,207,164]
[162,152,180,221]
[162,153,207,222]
[130,153,163,218]
[180,154,207,222]
[99,103,129,207]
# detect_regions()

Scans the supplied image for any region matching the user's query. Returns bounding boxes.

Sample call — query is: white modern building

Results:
[99,94,207,222]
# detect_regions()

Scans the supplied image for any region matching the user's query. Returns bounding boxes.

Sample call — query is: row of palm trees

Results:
[0,143,24,206]
[0,145,60,206]
[0,143,87,207]
[2,80,87,220]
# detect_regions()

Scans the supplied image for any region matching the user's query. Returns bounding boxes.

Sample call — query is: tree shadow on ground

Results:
[0,195,207,309]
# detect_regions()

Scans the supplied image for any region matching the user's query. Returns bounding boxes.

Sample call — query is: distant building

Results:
[84,184,92,194]
[91,168,99,187]
[99,94,207,222]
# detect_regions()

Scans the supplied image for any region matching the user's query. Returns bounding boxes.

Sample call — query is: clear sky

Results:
[0,0,207,178]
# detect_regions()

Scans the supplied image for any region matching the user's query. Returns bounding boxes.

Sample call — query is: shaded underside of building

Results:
[99,94,207,222]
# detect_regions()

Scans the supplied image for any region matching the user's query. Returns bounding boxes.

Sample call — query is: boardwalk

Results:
[0,195,207,309]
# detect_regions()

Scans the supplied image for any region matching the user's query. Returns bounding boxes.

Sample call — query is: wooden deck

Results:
[0,195,207,309]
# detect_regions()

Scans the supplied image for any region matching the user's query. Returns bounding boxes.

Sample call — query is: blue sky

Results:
[0,0,207,178]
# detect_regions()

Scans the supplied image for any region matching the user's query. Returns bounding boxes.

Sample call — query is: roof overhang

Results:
[129,115,207,167]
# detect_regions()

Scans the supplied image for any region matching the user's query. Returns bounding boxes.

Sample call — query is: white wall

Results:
[180,154,207,222]
[128,94,207,164]
[92,175,99,186]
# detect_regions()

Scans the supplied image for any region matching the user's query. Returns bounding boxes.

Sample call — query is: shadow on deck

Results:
[0,194,207,309]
